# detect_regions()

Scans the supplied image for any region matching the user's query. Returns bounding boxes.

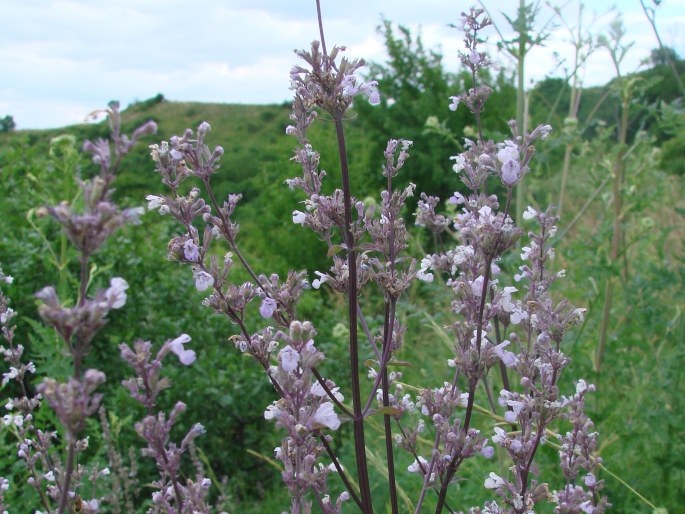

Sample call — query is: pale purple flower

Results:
[448,96,460,111]
[198,121,211,135]
[183,239,200,261]
[168,334,196,365]
[501,158,520,186]
[292,210,306,224]
[481,446,494,459]
[576,379,590,394]
[264,403,281,421]
[105,277,129,309]
[192,269,214,291]
[146,195,166,212]
[510,308,528,325]
[520,246,532,261]
[259,297,277,318]
[310,381,344,402]
[417,256,434,283]
[450,154,467,172]
[492,426,507,445]
[493,340,518,368]
[279,345,300,372]
[500,287,517,312]
[584,473,596,488]
[581,501,595,514]
[368,89,381,105]
[312,401,341,430]
[522,205,537,220]
[312,271,328,289]
[407,456,428,473]
[497,142,518,163]
[471,275,485,297]
[448,191,466,204]
[484,472,505,489]
[360,80,380,105]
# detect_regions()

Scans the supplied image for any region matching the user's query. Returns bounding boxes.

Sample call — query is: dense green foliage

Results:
[0,19,684,513]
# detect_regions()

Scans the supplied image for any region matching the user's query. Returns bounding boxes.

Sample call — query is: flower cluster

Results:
[398,8,604,513]
[119,339,218,513]
[147,116,351,511]
[1,267,110,514]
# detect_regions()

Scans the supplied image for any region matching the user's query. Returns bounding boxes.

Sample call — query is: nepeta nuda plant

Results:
[144,4,607,514]
[119,337,219,513]
[1,103,148,514]
[0,102,213,514]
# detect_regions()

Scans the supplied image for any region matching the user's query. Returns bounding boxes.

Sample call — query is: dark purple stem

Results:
[334,116,373,514]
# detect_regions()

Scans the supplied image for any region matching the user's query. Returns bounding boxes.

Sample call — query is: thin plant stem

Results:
[319,433,364,510]
[596,60,631,372]
[334,116,373,514]
[382,303,399,514]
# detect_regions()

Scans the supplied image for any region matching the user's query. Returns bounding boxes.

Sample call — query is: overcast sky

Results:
[2,0,684,129]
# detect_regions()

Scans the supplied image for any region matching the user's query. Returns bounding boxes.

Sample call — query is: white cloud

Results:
[1,0,683,128]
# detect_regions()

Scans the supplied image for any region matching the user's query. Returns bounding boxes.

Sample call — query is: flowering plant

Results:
[141,5,608,514]
[0,4,619,514]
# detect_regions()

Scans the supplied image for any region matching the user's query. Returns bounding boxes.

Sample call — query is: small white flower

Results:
[522,206,537,221]
[469,49,481,65]
[292,210,306,224]
[279,345,299,372]
[145,195,165,211]
[183,239,200,261]
[193,269,214,291]
[312,401,341,430]
[471,275,485,297]
[312,271,328,290]
[168,334,196,365]
[416,267,434,283]
[448,96,459,111]
[450,154,467,173]
[310,381,344,402]
[484,472,505,489]
[105,277,129,309]
[259,298,277,318]
[407,456,428,473]
[497,141,518,163]
[264,403,280,421]
[576,379,588,394]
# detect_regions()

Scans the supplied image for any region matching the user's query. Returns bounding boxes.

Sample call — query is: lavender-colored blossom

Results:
[312,402,341,430]
[279,345,300,372]
[501,158,520,186]
[484,472,505,490]
[183,239,200,261]
[192,269,214,291]
[104,277,129,309]
[259,297,277,318]
[167,334,196,365]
